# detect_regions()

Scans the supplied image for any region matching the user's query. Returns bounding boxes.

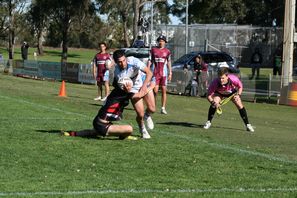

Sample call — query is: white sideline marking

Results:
[161,131,297,164]
[0,95,88,118]
[0,187,297,196]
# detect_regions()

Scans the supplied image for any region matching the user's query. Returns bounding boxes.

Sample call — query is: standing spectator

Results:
[250,48,262,79]
[147,35,172,114]
[194,55,208,97]
[93,42,113,101]
[21,42,29,60]
[273,50,282,76]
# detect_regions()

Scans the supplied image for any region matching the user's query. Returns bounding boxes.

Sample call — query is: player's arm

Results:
[147,49,154,69]
[167,55,172,81]
[92,59,97,79]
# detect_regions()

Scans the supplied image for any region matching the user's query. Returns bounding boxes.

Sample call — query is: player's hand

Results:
[211,100,220,108]
[168,73,172,82]
[234,93,241,102]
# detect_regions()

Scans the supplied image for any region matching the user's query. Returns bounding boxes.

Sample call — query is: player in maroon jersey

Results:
[147,35,172,114]
[93,42,113,101]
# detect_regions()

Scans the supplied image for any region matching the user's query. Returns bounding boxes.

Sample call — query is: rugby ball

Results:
[105,59,112,69]
[118,77,133,90]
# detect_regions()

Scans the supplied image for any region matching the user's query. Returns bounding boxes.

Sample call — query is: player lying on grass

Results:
[203,67,255,132]
[63,88,135,140]
[113,49,156,139]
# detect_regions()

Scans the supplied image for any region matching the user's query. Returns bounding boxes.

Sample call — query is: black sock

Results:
[207,105,216,122]
[239,107,249,125]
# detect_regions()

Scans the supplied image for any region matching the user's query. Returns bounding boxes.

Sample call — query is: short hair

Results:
[99,42,107,48]
[218,67,229,77]
[113,50,126,62]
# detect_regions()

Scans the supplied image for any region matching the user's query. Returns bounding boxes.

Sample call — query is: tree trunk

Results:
[133,0,140,40]
[122,12,130,47]
[37,30,44,55]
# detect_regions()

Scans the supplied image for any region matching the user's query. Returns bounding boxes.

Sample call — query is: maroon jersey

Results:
[150,47,171,77]
[93,53,111,77]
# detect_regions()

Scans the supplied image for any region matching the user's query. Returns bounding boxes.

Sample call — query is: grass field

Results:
[0,73,297,197]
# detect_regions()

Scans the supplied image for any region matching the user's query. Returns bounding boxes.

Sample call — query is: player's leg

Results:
[102,71,110,101]
[143,89,155,130]
[131,97,151,139]
[204,95,221,129]
[94,80,102,100]
[232,95,254,132]
[107,124,133,139]
[160,76,168,114]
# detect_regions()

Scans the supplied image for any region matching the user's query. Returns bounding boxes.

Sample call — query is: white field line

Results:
[160,131,297,164]
[0,95,88,118]
[0,187,297,197]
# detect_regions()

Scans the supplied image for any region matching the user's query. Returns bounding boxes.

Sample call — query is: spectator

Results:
[273,50,282,76]
[132,36,145,48]
[194,55,208,97]
[21,42,29,60]
[250,48,262,79]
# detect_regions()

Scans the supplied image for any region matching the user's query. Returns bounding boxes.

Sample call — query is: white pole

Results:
[150,0,154,48]
[282,0,295,87]
[185,0,189,54]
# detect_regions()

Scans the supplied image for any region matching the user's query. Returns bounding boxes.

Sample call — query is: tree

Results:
[46,0,95,62]
[27,0,50,56]
[0,0,27,60]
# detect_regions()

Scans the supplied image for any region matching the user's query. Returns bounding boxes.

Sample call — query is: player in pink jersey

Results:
[147,35,172,114]
[203,67,254,132]
[93,42,113,101]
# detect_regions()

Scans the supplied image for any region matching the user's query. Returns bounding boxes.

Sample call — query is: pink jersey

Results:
[208,74,242,96]
[93,53,111,77]
[150,47,171,77]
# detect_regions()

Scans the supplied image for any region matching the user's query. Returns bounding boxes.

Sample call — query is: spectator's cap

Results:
[157,35,167,43]
[23,41,27,45]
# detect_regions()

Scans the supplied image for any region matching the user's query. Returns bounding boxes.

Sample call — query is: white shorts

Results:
[103,70,109,82]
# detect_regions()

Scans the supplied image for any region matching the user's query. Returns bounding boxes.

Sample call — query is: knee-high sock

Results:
[239,107,249,125]
[207,105,216,122]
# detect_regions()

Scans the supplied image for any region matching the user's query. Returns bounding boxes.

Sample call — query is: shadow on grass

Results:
[158,121,203,128]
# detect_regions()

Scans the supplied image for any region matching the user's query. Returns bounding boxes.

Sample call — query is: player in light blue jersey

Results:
[113,50,155,139]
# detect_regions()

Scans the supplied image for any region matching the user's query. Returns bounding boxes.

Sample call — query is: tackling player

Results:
[203,67,255,132]
[113,50,156,139]
[63,88,133,140]
[93,42,113,102]
[147,35,172,114]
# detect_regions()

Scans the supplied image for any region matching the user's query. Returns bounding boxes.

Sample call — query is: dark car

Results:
[172,51,240,74]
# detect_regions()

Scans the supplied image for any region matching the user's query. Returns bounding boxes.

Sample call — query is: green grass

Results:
[0,46,98,64]
[0,73,297,197]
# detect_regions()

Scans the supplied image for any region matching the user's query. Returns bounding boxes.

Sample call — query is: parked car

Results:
[121,47,150,65]
[172,51,240,74]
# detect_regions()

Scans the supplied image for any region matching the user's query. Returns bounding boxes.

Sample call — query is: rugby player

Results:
[113,49,156,139]
[203,67,255,132]
[147,35,172,114]
[93,42,113,101]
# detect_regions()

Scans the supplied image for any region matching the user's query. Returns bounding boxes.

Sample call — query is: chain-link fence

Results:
[154,24,284,68]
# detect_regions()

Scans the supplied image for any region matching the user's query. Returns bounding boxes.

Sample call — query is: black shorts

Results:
[93,116,112,137]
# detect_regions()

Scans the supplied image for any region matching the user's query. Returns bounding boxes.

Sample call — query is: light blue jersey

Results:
[114,56,146,93]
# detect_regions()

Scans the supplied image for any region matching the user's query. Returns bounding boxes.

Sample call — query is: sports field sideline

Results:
[0,73,297,197]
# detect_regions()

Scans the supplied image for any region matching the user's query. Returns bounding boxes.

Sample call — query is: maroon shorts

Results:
[96,76,104,85]
[155,76,167,86]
